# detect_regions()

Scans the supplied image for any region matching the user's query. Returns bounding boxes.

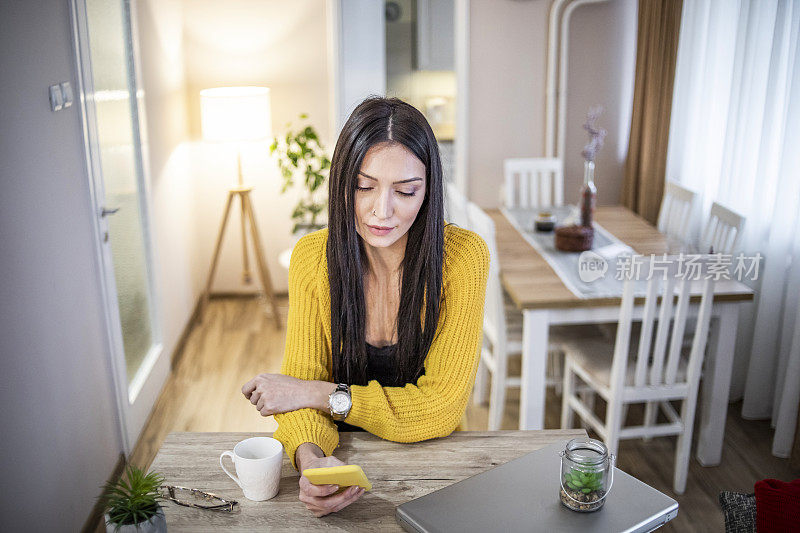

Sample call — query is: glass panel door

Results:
[85,0,157,387]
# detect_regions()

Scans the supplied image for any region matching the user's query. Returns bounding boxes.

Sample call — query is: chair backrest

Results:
[610,256,717,392]
[465,202,505,352]
[503,158,564,208]
[699,201,746,254]
[445,181,471,229]
[657,180,698,242]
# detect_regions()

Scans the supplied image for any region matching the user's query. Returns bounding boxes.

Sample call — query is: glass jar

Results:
[559,437,614,512]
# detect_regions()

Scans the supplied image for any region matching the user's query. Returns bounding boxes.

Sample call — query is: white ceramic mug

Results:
[220,437,283,501]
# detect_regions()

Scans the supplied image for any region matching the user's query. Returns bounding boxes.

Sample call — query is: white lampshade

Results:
[200,86,272,142]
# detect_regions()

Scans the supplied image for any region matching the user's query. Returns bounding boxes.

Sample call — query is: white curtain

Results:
[666,0,800,458]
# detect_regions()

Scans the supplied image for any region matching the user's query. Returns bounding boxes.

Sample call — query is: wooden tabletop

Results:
[150,430,586,532]
[489,206,754,310]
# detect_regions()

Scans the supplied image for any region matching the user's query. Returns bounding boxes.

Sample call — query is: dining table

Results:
[489,205,754,467]
[149,429,586,531]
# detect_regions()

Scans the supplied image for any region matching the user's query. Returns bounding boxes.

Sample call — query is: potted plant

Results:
[558,437,614,512]
[101,464,167,532]
[269,113,331,238]
[560,466,606,512]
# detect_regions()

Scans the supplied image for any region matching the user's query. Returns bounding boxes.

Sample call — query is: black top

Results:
[334,342,405,433]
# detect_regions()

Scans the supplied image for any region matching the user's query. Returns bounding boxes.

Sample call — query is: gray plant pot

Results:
[104,506,167,533]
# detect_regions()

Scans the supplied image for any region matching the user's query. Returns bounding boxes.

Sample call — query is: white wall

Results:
[0,1,122,530]
[139,0,638,309]
[467,0,637,208]
[132,0,194,443]
[467,0,550,205]
[181,0,334,294]
[138,0,194,355]
[565,0,637,207]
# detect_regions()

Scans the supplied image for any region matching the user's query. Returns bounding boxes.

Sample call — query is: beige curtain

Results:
[621,0,683,224]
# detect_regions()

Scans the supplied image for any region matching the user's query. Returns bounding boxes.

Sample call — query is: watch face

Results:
[330,391,351,412]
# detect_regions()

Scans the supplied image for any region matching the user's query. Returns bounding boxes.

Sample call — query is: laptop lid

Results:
[396,440,678,533]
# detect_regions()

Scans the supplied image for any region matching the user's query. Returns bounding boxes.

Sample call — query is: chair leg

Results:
[673,393,699,494]
[549,350,563,396]
[488,362,507,431]
[642,401,657,441]
[560,358,575,429]
[605,397,624,457]
[473,356,489,406]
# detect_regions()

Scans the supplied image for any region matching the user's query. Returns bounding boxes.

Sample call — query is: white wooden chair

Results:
[467,202,587,430]
[503,158,564,208]
[468,202,514,430]
[699,201,746,254]
[656,180,698,244]
[599,179,697,345]
[558,257,717,494]
[445,181,470,228]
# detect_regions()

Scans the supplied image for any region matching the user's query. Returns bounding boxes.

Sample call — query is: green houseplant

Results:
[269,113,331,236]
[101,465,167,533]
[560,466,607,512]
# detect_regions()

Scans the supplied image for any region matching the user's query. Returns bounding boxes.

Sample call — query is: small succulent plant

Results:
[563,467,603,494]
[102,464,165,530]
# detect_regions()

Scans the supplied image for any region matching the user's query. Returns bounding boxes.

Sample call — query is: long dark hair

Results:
[327,96,444,386]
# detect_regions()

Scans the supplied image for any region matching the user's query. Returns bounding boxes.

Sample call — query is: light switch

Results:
[49,84,64,112]
[60,82,73,108]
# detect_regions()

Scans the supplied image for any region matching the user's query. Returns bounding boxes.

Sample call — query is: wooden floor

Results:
[131,297,799,532]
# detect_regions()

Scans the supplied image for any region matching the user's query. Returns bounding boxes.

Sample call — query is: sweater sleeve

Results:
[344,229,489,442]
[272,232,339,471]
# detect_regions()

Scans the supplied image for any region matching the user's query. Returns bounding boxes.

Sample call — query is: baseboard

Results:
[169,294,204,370]
[81,452,126,533]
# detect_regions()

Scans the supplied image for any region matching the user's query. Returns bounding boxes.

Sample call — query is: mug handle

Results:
[220,451,241,488]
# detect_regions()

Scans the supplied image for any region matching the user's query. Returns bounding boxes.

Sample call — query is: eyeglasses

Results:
[161,485,239,512]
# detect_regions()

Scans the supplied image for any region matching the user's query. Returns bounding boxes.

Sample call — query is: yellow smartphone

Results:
[302,464,372,492]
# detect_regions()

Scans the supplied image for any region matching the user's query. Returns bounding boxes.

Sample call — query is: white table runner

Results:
[501,206,646,299]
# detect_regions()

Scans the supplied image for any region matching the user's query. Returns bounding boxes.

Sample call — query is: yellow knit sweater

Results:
[273,224,489,470]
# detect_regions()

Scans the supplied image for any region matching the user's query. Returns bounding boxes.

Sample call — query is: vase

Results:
[579,160,597,227]
[105,507,167,533]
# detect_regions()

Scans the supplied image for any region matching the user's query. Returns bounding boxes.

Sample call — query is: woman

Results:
[241,96,489,517]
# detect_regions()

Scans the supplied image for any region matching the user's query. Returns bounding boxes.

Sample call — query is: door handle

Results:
[101,206,120,217]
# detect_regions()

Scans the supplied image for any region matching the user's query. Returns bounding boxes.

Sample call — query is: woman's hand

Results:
[298,455,366,517]
[241,374,312,416]
[242,374,336,416]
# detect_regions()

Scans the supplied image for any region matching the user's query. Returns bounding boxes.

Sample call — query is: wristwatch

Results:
[328,383,352,421]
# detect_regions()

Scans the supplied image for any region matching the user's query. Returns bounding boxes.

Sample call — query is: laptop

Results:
[396,440,678,533]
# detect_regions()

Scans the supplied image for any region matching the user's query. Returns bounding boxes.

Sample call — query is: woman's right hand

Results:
[298,455,366,517]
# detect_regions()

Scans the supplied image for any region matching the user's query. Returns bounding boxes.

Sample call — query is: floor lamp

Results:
[198,86,281,328]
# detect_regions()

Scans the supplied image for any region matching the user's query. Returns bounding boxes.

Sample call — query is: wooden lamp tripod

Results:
[198,87,281,328]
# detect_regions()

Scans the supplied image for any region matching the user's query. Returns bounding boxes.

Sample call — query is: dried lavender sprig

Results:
[582,105,607,162]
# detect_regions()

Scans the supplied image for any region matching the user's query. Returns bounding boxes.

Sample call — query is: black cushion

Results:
[719,491,756,533]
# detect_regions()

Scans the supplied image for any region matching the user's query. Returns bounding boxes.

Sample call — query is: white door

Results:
[71,0,164,453]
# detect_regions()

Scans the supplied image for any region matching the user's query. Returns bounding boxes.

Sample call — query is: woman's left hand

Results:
[242,374,319,416]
